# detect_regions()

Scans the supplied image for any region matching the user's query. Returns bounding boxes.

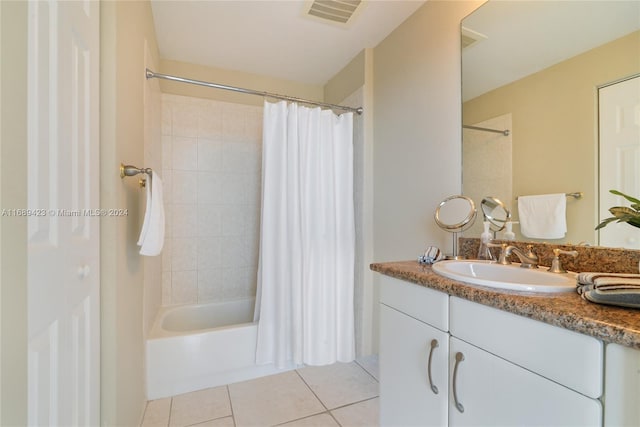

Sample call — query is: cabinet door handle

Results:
[427,339,439,394]
[452,352,465,413]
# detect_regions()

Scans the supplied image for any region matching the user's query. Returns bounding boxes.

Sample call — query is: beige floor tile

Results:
[355,355,379,381]
[192,416,236,427]
[297,362,379,409]
[278,413,339,427]
[331,398,379,427]
[141,398,171,427]
[169,386,232,427]
[228,370,325,427]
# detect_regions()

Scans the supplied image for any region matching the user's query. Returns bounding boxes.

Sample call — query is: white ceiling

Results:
[150,0,427,85]
[462,1,640,101]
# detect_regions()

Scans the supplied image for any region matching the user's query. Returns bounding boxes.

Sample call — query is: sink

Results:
[431,260,576,293]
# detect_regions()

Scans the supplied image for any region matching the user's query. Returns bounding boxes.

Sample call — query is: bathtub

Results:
[146,297,293,399]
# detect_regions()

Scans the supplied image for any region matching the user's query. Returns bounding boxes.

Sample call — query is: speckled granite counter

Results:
[371,260,640,350]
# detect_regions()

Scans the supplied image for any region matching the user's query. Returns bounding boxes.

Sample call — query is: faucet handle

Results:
[525,244,538,260]
[487,242,507,249]
[548,248,578,273]
[487,242,510,265]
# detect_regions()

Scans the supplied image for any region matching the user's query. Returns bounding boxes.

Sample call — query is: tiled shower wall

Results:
[161,94,263,306]
[462,113,512,238]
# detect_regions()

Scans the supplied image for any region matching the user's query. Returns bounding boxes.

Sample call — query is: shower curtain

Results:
[254,100,355,368]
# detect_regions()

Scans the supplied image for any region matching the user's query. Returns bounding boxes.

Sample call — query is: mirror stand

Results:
[434,195,477,259]
[449,231,464,260]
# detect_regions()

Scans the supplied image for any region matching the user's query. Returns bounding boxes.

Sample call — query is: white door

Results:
[379,304,449,426]
[27,1,100,425]
[599,75,640,249]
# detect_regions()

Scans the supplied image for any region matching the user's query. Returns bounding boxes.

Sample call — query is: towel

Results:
[517,193,566,239]
[137,174,152,246]
[580,288,640,309]
[577,272,640,288]
[138,171,165,256]
[576,272,640,309]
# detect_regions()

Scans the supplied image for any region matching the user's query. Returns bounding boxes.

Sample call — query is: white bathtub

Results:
[146,297,293,399]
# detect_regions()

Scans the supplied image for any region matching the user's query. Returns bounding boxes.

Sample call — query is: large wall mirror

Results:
[461,1,640,248]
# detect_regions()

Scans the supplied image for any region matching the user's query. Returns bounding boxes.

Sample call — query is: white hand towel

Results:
[517,193,566,239]
[137,174,152,246]
[138,171,165,256]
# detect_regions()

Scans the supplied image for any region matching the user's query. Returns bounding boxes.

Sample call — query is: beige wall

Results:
[143,43,163,340]
[324,50,366,106]
[464,31,640,245]
[373,0,484,260]
[101,1,160,425]
[0,1,28,424]
[372,0,483,351]
[160,59,324,107]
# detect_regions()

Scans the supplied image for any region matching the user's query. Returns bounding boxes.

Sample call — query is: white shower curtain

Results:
[254,100,355,368]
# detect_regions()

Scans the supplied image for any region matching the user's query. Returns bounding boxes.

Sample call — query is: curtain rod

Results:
[146,69,363,115]
[463,124,510,136]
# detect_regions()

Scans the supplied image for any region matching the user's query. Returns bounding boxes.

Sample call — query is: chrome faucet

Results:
[504,245,539,269]
[486,242,539,268]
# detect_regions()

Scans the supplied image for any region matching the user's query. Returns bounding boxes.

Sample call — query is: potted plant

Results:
[596,190,640,230]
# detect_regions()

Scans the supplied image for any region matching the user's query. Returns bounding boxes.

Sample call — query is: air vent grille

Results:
[307,0,362,24]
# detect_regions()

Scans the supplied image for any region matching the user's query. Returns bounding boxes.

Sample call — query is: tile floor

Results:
[141,356,379,427]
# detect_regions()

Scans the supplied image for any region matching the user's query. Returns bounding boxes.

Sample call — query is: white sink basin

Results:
[432,260,576,293]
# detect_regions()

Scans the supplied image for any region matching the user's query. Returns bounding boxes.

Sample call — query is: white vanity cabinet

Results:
[379,275,604,427]
[379,276,449,426]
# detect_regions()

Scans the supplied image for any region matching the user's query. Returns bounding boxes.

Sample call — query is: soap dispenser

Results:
[504,221,516,241]
[477,221,494,260]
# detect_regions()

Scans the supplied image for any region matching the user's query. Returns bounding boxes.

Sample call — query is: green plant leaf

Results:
[608,206,640,218]
[610,189,640,205]
[596,216,620,230]
[597,190,640,230]
[626,217,640,228]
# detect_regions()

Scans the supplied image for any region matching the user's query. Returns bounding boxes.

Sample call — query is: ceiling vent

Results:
[461,26,488,50]
[306,0,363,25]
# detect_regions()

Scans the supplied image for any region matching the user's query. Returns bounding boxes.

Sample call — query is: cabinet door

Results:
[379,304,449,426]
[449,337,602,427]
[604,343,640,426]
[450,296,602,399]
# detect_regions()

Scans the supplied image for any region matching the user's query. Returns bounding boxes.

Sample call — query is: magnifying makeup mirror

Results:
[480,196,511,237]
[435,195,477,259]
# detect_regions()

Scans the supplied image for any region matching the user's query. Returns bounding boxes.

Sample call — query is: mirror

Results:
[461,1,640,246]
[481,196,511,234]
[434,195,477,259]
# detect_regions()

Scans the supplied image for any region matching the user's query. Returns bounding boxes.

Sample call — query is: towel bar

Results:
[120,163,152,188]
[515,192,582,200]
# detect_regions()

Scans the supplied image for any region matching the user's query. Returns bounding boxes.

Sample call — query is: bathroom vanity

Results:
[373,260,640,427]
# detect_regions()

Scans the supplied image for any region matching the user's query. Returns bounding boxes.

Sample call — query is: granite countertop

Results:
[371,260,640,350]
